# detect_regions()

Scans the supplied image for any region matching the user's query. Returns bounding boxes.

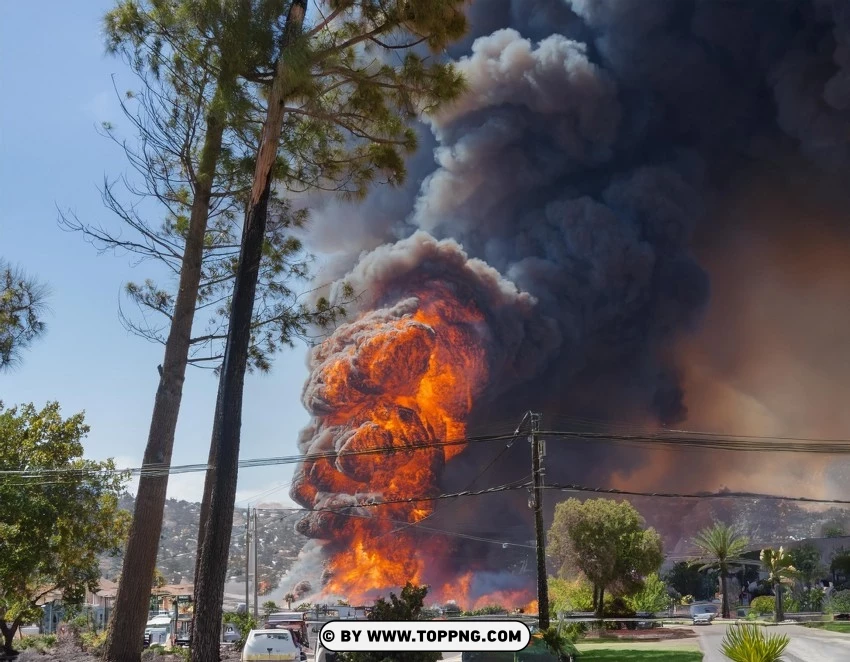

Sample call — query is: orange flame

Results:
[292,284,490,601]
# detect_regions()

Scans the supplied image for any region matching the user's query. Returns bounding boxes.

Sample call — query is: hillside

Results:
[100,494,307,589]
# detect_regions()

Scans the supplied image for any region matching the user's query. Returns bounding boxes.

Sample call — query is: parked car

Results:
[692,612,715,625]
[241,629,301,661]
[223,623,240,643]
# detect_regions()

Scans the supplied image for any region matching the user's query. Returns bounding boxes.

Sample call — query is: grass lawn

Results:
[578,651,703,661]
[803,621,850,634]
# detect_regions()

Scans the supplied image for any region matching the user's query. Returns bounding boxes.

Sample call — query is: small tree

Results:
[341,583,438,662]
[760,547,795,622]
[692,522,752,619]
[0,260,49,371]
[0,402,129,655]
[222,611,257,650]
[284,592,295,609]
[626,573,671,614]
[547,498,664,618]
[788,543,823,587]
[263,600,278,617]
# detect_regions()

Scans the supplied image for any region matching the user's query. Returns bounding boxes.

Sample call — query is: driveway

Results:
[697,623,850,662]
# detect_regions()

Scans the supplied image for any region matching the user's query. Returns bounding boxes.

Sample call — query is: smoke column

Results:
[288,0,850,603]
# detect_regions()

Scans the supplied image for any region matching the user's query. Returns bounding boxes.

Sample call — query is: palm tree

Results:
[692,523,751,618]
[761,547,796,622]
[284,592,295,609]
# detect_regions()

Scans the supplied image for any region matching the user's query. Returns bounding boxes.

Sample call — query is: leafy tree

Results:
[0,402,129,655]
[663,561,716,602]
[692,522,752,619]
[548,577,594,614]
[626,573,671,614]
[831,548,850,584]
[547,498,663,618]
[760,547,796,622]
[826,589,850,614]
[262,600,278,617]
[341,583,438,662]
[222,611,257,650]
[0,261,48,371]
[788,543,823,586]
[284,592,295,609]
[192,0,467,656]
[152,567,167,589]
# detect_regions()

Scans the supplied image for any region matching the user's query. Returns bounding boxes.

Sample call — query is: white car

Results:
[692,612,715,625]
[241,629,301,661]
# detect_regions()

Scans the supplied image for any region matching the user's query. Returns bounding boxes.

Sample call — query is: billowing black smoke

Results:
[289,0,850,599]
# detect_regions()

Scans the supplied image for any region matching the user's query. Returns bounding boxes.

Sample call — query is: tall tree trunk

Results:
[103,74,232,662]
[775,583,784,622]
[1,619,17,655]
[720,572,730,619]
[190,4,307,661]
[595,586,605,619]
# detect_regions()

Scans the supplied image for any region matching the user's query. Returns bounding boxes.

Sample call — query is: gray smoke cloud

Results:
[288,0,850,600]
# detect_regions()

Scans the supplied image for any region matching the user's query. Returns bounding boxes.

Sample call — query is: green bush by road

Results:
[578,651,703,661]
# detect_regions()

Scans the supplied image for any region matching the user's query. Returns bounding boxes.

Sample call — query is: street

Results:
[697,623,850,662]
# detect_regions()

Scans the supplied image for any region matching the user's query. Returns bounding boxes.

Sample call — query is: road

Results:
[697,623,850,662]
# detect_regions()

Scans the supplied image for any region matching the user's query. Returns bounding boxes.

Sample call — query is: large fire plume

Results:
[286,0,850,603]
[290,235,544,604]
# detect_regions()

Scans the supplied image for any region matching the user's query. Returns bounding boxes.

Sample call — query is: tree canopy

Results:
[691,522,751,619]
[0,402,129,654]
[341,583,439,662]
[0,261,48,371]
[547,498,663,618]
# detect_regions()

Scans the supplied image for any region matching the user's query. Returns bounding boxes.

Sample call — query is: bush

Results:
[79,630,107,654]
[826,589,850,614]
[749,596,775,615]
[627,573,671,613]
[17,635,58,652]
[721,624,789,662]
[222,611,257,650]
[548,578,594,613]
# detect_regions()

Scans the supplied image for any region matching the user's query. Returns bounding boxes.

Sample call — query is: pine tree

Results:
[191,1,468,658]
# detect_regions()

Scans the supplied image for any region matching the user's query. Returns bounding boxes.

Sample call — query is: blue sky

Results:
[0,2,308,505]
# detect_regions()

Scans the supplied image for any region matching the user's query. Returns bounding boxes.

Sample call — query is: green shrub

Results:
[626,573,671,613]
[79,630,107,654]
[548,577,594,613]
[721,624,788,662]
[17,635,57,652]
[826,589,850,614]
[749,596,775,615]
[222,611,257,650]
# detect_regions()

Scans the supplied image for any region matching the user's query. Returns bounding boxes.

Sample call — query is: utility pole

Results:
[530,412,550,629]
[253,508,259,620]
[245,506,250,612]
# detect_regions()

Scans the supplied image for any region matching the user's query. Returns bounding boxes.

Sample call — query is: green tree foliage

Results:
[692,522,752,619]
[263,600,279,617]
[341,583,438,662]
[822,523,846,538]
[284,592,296,609]
[826,589,850,614]
[663,562,716,602]
[788,544,823,586]
[547,498,664,618]
[626,573,671,614]
[720,623,789,662]
[760,547,796,622]
[222,611,257,650]
[0,402,129,655]
[548,577,594,614]
[0,261,48,371]
[830,548,850,583]
[749,596,775,616]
